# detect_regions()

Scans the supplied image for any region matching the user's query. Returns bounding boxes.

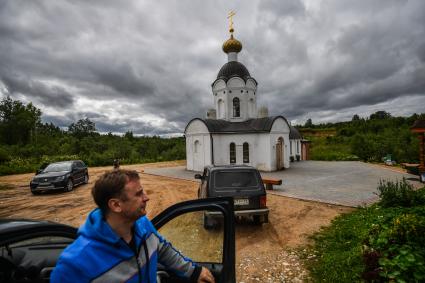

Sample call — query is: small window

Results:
[230,143,236,164]
[290,141,292,155]
[243,142,249,163]
[232,98,240,117]
[241,90,243,93]
[194,140,200,153]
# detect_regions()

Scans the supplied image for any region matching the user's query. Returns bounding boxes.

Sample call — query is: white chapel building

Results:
[185,24,302,172]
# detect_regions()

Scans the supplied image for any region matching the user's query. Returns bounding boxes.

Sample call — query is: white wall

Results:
[212,133,272,170]
[212,77,257,122]
[289,139,301,159]
[185,120,212,171]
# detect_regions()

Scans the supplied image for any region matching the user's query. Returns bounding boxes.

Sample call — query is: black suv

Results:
[30,160,89,194]
[196,165,269,228]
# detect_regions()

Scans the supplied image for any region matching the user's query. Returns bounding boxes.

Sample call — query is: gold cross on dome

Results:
[227,11,236,32]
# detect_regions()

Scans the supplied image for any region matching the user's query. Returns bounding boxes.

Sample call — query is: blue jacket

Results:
[51,209,200,283]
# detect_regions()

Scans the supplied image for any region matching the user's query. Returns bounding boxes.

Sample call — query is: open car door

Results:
[152,197,235,283]
[0,219,78,282]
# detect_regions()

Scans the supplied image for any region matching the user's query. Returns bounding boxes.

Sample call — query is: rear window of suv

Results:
[213,170,260,192]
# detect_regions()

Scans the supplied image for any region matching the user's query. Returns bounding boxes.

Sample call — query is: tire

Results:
[65,179,74,192]
[203,214,214,230]
[253,215,262,226]
[31,190,40,195]
[83,174,89,184]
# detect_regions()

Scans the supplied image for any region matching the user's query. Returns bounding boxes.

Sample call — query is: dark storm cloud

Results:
[88,61,155,96]
[259,0,305,18]
[253,0,425,122]
[1,0,424,133]
[1,73,75,108]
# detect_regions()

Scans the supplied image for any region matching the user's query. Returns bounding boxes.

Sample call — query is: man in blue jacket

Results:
[51,169,215,283]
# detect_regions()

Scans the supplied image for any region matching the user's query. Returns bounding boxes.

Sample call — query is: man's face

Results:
[119,179,149,221]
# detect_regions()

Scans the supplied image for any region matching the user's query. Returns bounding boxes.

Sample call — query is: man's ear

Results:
[108,198,122,213]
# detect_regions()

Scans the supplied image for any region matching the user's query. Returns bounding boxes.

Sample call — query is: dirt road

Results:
[0,161,353,282]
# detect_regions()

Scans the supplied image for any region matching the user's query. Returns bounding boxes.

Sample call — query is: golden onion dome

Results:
[222,33,242,54]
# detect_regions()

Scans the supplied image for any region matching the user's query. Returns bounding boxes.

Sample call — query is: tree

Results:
[0,96,41,145]
[352,114,360,121]
[304,118,313,127]
[370,111,391,120]
[68,118,96,138]
[124,131,134,140]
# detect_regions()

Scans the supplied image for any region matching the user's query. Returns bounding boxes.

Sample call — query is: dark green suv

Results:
[196,165,269,228]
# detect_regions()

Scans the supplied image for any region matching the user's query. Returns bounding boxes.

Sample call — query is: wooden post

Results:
[419,133,425,171]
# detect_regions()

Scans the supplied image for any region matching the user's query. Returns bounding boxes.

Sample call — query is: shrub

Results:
[363,211,425,282]
[376,179,425,208]
[305,185,425,283]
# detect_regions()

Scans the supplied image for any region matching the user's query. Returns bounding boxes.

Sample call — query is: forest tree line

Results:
[0,96,423,175]
[299,111,425,163]
[0,96,185,175]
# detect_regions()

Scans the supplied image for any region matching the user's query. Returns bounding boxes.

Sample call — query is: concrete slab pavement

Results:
[143,161,422,207]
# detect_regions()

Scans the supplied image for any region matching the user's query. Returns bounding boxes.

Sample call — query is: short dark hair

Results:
[91,169,140,214]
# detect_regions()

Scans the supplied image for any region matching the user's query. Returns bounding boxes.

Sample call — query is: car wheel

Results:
[253,215,262,225]
[84,174,89,184]
[203,214,214,230]
[65,179,74,192]
[31,190,40,195]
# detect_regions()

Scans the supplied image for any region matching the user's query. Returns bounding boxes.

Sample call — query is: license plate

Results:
[234,199,249,206]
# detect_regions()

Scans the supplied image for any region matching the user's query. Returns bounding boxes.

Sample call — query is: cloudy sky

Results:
[1,0,424,135]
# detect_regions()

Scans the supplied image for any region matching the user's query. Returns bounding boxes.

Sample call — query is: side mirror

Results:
[36,169,43,175]
[194,174,202,180]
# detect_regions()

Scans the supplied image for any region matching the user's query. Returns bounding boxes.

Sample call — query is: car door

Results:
[152,197,235,283]
[0,220,78,282]
[0,198,235,283]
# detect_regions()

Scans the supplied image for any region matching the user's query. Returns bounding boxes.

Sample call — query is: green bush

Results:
[377,179,425,208]
[305,183,425,283]
[363,210,425,282]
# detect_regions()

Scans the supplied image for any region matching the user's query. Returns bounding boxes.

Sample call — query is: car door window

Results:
[152,198,235,283]
[158,211,223,262]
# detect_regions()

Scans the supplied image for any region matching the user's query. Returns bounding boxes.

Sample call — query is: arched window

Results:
[232,97,240,117]
[243,142,249,163]
[230,142,236,164]
[194,140,200,153]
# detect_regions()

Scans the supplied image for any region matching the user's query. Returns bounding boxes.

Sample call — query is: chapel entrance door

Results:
[276,137,284,170]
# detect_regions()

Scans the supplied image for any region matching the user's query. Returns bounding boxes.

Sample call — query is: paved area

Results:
[143,161,422,207]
